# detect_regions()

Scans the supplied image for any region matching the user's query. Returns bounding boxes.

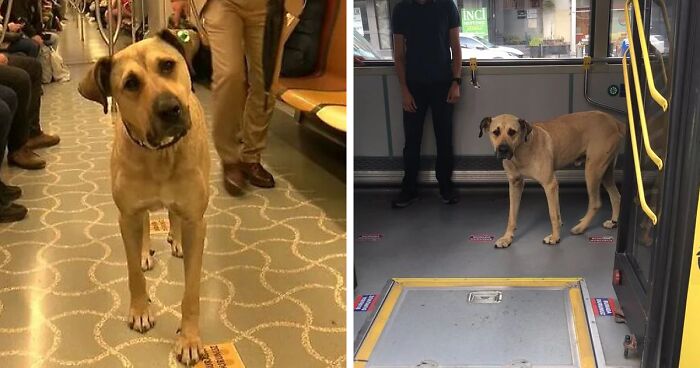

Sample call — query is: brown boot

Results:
[222,164,246,196]
[8,146,46,170]
[241,162,275,188]
[26,132,60,149]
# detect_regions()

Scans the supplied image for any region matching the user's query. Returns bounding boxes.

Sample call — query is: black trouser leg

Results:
[0,66,32,152]
[401,82,429,194]
[0,85,18,165]
[429,82,455,194]
[7,54,43,137]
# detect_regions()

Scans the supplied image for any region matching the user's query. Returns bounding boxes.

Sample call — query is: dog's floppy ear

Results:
[157,29,196,90]
[157,29,188,63]
[519,118,533,142]
[78,56,112,114]
[478,117,492,138]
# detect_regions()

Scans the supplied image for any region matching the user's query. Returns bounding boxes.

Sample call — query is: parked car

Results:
[459,33,525,59]
[354,30,388,61]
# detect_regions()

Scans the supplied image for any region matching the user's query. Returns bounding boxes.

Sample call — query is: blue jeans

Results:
[6,38,40,58]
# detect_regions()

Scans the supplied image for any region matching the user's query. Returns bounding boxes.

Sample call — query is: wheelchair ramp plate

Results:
[354,278,604,368]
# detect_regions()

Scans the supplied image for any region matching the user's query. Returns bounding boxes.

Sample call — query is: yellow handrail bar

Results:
[625,0,663,170]
[631,0,669,111]
[622,49,658,225]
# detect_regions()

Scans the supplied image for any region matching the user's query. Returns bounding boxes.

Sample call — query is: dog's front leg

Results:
[141,212,155,271]
[176,217,206,365]
[119,212,155,332]
[542,178,562,245]
[496,176,524,248]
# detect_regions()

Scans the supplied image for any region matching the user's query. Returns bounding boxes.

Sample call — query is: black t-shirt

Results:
[392,0,460,83]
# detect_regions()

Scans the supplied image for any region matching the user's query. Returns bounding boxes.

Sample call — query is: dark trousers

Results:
[6,38,40,58]
[0,54,43,142]
[0,85,19,166]
[401,80,455,194]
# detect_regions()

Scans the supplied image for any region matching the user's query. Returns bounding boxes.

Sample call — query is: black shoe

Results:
[441,188,460,205]
[0,181,21,201]
[0,203,28,223]
[391,190,418,209]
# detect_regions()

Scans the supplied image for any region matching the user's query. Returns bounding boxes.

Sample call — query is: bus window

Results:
[352,0,593,61]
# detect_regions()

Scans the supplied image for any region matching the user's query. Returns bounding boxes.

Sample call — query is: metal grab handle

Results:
[469,58,480,88]
[630,0,668,111]
[0,0,14,46]
[622,49,658,225]
[624,0,663,170]
[270,0,306,94]
[96,0,122,53]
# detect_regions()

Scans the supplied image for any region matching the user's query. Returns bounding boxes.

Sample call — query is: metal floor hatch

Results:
[354,278,605,368]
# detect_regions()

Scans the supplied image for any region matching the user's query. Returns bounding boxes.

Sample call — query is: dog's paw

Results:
[141,249,155,271]
[543,234,560,245]
[175,333,204,366]
[495,236,512,248]
[570,223,587,235]
[128,306,155,333]
[603,220,618,229]
[169,238,183,258]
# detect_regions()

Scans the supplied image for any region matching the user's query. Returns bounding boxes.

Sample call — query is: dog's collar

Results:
[122,121,187,150]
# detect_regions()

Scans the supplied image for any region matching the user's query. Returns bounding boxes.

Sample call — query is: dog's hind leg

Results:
[140,212,155,271]
[571,158,606,235]
[175,217,206,365]
[168,210,183,258]
[120,211,155,333]
[602,161,620,229]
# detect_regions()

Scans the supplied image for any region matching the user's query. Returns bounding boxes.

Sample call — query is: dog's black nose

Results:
[497,144,510,154]
[155,94,182,122]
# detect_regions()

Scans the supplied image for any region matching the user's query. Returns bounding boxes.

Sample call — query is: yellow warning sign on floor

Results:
[195,343,245,368]
[149,218,170,234]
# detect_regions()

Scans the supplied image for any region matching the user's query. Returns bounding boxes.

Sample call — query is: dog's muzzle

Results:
[145,93,191,148]
[496,144,513,160]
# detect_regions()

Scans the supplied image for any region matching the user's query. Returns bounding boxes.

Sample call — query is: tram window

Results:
[609,0,627,57]
[353,0,592,61]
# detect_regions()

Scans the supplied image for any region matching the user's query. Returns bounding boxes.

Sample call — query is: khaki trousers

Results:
[202,0,275,165]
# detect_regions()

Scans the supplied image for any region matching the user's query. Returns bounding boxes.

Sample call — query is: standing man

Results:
[391,0,462,208]
[174,0,276,196]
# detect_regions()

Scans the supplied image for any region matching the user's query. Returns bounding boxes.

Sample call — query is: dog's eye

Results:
[160,60,176,74]
[124,75,140,91]
[508,128,517,137]
[493,128,500,137]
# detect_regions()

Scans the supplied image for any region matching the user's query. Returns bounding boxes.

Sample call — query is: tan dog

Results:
[479,111,625,248]
[78,30,210,365]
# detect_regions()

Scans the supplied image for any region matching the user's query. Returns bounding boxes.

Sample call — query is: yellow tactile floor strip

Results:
[0,66,346,368]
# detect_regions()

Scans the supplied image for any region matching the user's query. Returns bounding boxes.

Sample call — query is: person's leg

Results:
[237,0,275,188]
[429,81,456,202]
[6,39,41,58]
[395,81,429,205]
[6,54,60,149]
[0,66,46,170]
[0,85,18,166]
[203,0,247,195]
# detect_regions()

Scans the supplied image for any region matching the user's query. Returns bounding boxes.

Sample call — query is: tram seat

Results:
[274,0,346,133]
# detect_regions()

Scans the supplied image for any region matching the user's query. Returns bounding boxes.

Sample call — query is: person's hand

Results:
[402,88,417,112]
[0,53,8,65]
[8,22,21,32]
[32,35,44,45]
[447,82,460,103]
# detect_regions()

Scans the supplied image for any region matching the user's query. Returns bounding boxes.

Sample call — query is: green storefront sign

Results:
[461,7,488,37]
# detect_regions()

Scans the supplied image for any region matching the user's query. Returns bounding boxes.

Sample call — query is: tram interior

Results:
[0,1,347,367]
